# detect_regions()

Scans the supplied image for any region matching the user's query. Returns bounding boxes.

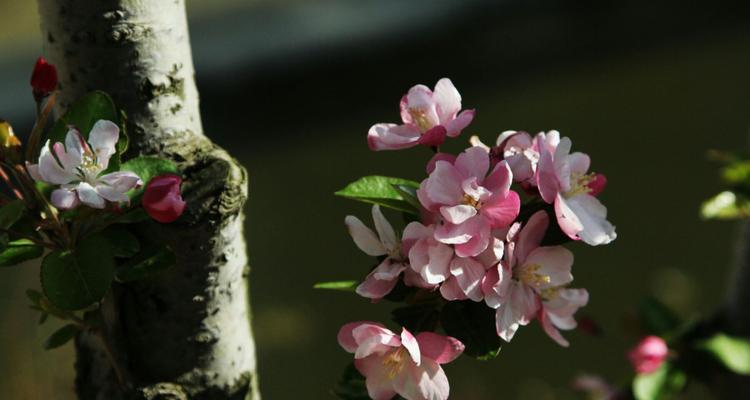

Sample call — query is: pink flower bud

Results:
[30,57,58,100]
[628,336,668,374]
[143,174,186,223]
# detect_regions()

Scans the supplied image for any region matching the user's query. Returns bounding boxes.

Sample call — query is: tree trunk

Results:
[35,1,260,399]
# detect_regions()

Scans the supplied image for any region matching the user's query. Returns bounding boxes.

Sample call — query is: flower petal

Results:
[393,358,450,400]
[514,210,549,265]
[416,332,465,364]
[338,321,386,353]
[372,205,398,252]
[355,355,399,400]
[401,328,421,366]
[38,141,75,185]
[76,181,106,208]
[439,204,477,225]
[424,161,464,206]
[448,257,486,302]
[455,146,489,183]
[432,78,461,122]
[560,194,616,245]
[444,109,475,138]
[352,324,401,359]
[88,120,119,170]
[367,123,421,151]
[51,188,79,210]
[525,246,574,289]
[481,190,520,229]
[345,215,387,256]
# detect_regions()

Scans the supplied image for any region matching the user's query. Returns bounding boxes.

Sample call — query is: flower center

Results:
[382,348,406,379]
[76,152,102,182]
[517,263,551,287]
[540,286,561,301]
[462,193,482,209]
[564,172,595,198]
[408,108,434,133]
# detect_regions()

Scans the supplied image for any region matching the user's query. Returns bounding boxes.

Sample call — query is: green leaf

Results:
[699,333,750,374]
[637,297,681,336]
[0,239,43,267]
[115,244,175,283]
[391,184,421,211]
[335,176,420,214]
[441,300,502,360]
[47,91,122,171]
[633,363,687,400]
[120,156,179,198]
[0,200,25,229]
[313,280,359,291]
[43,323,79,350]
[701,191,749,220]
[115,208,150,224]
[100,226,140,258]
[41,236,115,310]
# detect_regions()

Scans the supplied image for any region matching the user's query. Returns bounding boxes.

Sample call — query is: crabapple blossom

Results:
[628,336,668,374]
[439,236,503,302]
[338,322,464,400]
[143,174,186,223]
[539,287,589,347]
[482,211,575,342]
[471,130,537,184]
[418,146,520,258]
[27,120,142,210]
[535,131,616,246]
[346,205,410,299]
[402,222,454,286]
[368,78,475,151]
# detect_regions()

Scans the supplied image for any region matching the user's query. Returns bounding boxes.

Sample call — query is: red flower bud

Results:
[628,336,668,374]
[30,57,58,100]
[143,174,186,223]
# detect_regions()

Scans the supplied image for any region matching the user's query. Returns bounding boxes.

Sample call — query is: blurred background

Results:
[2,0,750,398]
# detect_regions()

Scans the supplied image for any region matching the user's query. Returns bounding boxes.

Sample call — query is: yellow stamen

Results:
[408,108,433,132]
[518,263,551,287]
[565,172,595,198]
[462,194,482,209]
[382,348,406,379]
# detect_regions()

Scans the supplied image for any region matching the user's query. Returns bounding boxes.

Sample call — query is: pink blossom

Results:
[471,131,538,184]
[27,120,141,209]
[402,222,454,286]
[482,211,575,342]
[346,205,408,299]
[417,146,520,258]
[539,287,589,347]
[368,78,475,151]
[535,131,616,246]
[439,236,503,302]
[338,322,464,400]
[628,336,668,374]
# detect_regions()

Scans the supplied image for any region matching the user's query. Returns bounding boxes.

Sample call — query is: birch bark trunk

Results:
[35,1,260,399]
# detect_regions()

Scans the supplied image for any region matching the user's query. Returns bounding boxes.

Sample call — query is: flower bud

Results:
[143,174,186,223]
[587,173,607,197]
[628,336,668,374]
[30,57,58,101]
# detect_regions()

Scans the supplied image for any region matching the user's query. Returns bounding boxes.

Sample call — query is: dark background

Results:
[1,0,750,398]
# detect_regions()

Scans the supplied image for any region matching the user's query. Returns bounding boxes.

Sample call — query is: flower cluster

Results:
[332,78,616,400]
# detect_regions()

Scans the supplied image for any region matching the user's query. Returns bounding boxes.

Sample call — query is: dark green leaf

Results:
[120,156,179,199]
[699,333,750,375]
[637,297,681,336]
[0,239,43,267]
[313,281,359,292]
[441,300,502,360]
[391,184,421,211]
[115,244,175,283]
[43,323,79,350]
[335,176,420,214]
[0,200,25,229]
[633,363,687,400]
[41,236,115,310]
[115,208,150,224]
[100,226,140,258]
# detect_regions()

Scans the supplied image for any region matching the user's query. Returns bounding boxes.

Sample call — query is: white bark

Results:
[36,1,259,399]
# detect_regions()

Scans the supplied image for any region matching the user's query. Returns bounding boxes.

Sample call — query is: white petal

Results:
[38,141,75,185]
[76,182,106,209]
[88,120,119,170]
[565,194,617,245]
[51,188,79,210]
[345,215,386,256]
[439,204,477,225]
[433,78,462,123]
[371,205,397,253]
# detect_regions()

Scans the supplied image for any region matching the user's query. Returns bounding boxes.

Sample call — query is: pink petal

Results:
[416,332,465,364]
[417,126,447,147]
[424,161,464,206]
[455,146,490,183]
[484,160,512,195]
[88,120,119,170]
[448,257,486,301]
[352,324,401,359]
[338,321,385,353]
[444,109,475,138]
[482,263,511,309]
[439,204,477,225]
[453,216,491,258]
[524,246,574,289]
[63,129,85,167]
[368,123,421,151]
[393,359,450,400]
[535,136,560,204]
[432,78,461,122]
[540,308,569,347]
[355,355,399,400]
[345,215,387,256]
[402,221,431,254]
[426,153,457,174]
[408,237,453,285]
[405,84,439,127]
[439,277,468,301]
[356,270,400,300]
[475,237,504,268]
[514,210,549,264]
[554,194,584,241]
[372,259,407,281]
[481,190,520,229]
[25,163,42,181]
[400,328,421,366]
